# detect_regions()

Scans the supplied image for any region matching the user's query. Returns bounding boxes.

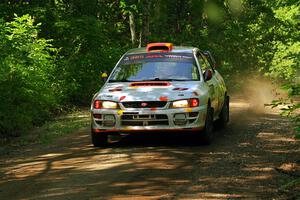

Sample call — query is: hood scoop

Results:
[130,81,171,87]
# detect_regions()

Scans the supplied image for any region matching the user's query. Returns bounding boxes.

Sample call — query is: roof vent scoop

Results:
[130,81,171,87]
[146,43,173,52]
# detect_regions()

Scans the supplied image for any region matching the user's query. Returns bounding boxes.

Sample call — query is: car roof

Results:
[125,46,198,55]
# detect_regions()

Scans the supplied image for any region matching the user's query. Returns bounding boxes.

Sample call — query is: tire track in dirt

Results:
[0,96,299,200]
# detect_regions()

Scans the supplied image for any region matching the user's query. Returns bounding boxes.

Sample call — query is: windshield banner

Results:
[121,53,194,64]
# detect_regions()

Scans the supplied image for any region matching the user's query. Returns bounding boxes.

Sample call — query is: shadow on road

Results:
[0,98,299,200]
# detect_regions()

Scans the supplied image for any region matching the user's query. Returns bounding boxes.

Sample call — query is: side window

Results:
[198,54,210,73]
[203,51,216,70]
[204,58,214,73]
[192,64,199,80]
[198,53,215,75]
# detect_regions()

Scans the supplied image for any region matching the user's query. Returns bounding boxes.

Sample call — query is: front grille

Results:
[121,114,167,120]
[121,114,169,126]
[121,121,169,126]
[148,121,169,126]
[122,101,167,108]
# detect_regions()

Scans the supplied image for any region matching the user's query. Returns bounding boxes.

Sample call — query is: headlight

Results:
[171,98,199,108]
[93,100,119,109]
[102,101,118,109]
[172,100,189,108]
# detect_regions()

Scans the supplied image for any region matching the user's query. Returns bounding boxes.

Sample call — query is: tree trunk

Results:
[176,0,185,33]
[129,11,137,47]
[140,0,150,47]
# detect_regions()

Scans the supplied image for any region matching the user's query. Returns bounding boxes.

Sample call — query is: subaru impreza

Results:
[90,43,229,146]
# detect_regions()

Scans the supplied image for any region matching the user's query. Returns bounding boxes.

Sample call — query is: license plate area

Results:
[121,114,169,126]
[133,114,154,120]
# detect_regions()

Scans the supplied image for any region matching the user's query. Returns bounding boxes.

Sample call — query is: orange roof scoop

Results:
[146,43,173,52]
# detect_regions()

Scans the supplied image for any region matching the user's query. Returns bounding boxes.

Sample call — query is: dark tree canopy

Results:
[0,0,299,137]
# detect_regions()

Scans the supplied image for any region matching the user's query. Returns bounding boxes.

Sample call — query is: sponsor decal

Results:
[109,86,123,92]
[193,91,199,96]
[184,108,193,112]
[121,53,195,64]
[141,102,148,107]
[146,54,163,58]
[165,55,193,59]
[129,55,145,60]
[117,110,124,115]
[173,87,189,91]
[159,96,168,101]
[119,96,126,101]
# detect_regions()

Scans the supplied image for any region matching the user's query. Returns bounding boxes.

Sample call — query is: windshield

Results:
[109,53,200,82]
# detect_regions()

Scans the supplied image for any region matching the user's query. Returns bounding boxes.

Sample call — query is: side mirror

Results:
[204,69,213,81]
[101,72,108,82]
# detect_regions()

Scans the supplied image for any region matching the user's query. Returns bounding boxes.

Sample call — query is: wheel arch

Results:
[207,98,211,107]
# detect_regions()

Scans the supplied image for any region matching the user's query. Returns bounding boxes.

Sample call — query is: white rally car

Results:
[91,43,229,146]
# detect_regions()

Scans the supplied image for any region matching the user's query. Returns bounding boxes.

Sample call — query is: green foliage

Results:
[0,14,57,137]
[280,177,300,190]
[0,109,89,150]
[52,16,126,104]
[264,2,300,136]
[0,0,299,138]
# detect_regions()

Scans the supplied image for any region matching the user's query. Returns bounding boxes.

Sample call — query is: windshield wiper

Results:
[139,78,190,82]
[159,79,190,81]
[109,79,134,83]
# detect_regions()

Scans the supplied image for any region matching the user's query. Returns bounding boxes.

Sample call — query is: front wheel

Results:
[202,106,214,145]
[91,130,108,147]
[216,95,230,128]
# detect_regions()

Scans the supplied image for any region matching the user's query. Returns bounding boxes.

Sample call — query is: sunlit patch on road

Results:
[0,97,299,199]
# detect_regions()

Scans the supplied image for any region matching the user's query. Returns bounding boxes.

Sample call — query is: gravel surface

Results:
[0,97,299,200]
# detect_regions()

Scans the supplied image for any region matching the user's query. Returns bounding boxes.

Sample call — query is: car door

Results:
[204,57,224,113]
[204,54,226,113]
[198,53,219,113]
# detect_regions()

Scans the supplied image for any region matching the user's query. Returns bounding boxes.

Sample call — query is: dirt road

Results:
[0,97,299,200]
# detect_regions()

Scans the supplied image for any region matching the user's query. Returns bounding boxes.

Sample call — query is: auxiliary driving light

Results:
[103,115,116,127]
[174,113,187,125]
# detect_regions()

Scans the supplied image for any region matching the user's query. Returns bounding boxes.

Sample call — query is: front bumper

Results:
[91,105,207,133]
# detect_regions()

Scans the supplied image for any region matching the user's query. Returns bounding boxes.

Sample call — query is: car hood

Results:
[95,81,206,102]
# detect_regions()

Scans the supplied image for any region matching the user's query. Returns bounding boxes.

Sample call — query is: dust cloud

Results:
[229,75,286,114]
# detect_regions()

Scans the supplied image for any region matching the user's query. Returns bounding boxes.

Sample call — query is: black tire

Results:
[216,95,230,128]
[91,130,108,147]
[202,106,214,145]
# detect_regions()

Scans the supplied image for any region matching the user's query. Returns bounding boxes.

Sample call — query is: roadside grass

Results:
[0,109,90,154]
[281,178,300,189]
[295,125,300,140]
[38,109,90,144]
[280,177,300,199]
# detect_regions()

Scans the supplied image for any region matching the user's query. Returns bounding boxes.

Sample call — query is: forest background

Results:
[0,0,299,139]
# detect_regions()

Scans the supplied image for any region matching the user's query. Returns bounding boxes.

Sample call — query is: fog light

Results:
[189,112,199,117]
[93,114,102,119]
[103,115,116,126]
[174,113,187,125]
